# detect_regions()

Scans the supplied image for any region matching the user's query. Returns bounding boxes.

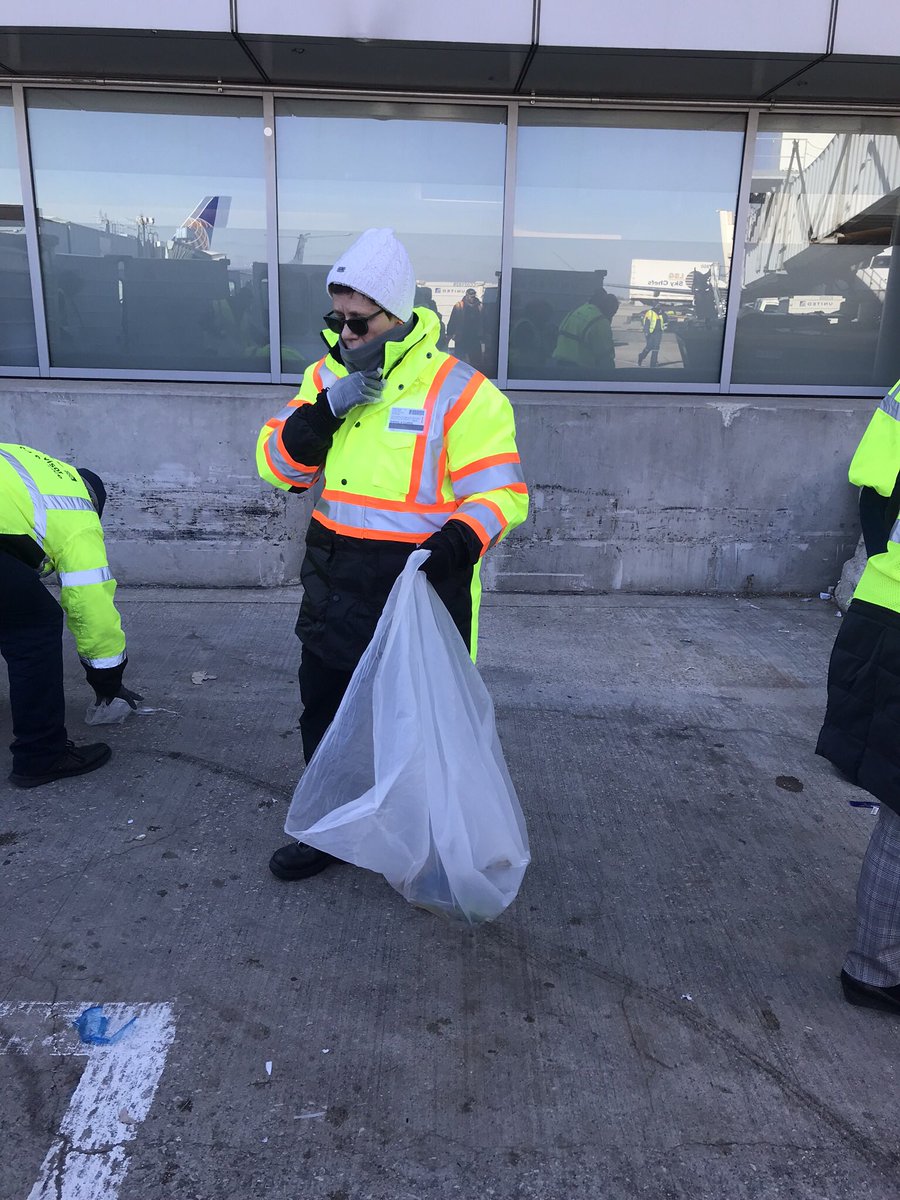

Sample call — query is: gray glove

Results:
[326,370,383,419]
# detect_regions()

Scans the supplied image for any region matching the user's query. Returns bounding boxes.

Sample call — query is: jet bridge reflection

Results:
[734,129,900,387]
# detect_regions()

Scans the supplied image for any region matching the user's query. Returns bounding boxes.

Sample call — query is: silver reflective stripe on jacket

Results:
[451,461,526,501]
[80,650,127,668]
[59,566,113,587]
[316,496,448,538]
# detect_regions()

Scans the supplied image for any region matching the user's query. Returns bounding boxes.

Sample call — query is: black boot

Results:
[840,969,900,1014]
[9,741,111,788]
[268,841,340,881]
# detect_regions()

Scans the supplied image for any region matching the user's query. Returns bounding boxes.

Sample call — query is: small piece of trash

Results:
[136,705,180,716]
[190,670,217,685]
[294,1111,327,1120]
[681,993,693,1002]
[819,592,832,601]
[134,834,146,840]
[261,1137,268,1144]
[127,819,134,824]
[265,1061,272,1076]
[800,597,813,602]
[321,1048,331,1054]
[849,800,880,813]
[746,602,760,609]
[84,696,134,726]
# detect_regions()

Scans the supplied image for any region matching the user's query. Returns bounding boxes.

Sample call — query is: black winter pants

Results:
[0,551,68,774]
[298,646,353,766]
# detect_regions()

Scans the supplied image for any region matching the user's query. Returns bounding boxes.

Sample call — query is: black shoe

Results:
[268,841,340,881]
[840,969,900,1014]
[9,741,112,789]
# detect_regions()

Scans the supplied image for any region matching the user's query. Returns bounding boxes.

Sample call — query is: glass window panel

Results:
[732,115,900,388]
[27,90,268,372]
[509,109,744,384]
[275,100,506,377]
[0,90,38,368]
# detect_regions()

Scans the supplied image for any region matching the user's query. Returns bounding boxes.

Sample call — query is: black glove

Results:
[83,659,126,702]
[420,533,456,584]
[418,521,483,585]
[94,685,143,710]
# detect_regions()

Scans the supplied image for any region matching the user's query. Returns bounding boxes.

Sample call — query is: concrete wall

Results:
[1,380,871,595]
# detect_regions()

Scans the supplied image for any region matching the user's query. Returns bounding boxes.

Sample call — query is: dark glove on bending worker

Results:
[83,660,127,703]
[419,520,483,585]
[326,370,383,419]
[98,685,143,710]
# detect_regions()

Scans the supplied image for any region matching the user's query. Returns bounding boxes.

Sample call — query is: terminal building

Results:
[2,2,899,591]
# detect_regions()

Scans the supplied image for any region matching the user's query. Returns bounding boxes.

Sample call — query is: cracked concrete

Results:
[2,588,899,1199]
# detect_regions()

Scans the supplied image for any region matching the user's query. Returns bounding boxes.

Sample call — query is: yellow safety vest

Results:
[848,379,900,613]
[642,309,665,333]
[257,307,528,555]
[0,444,126,668]
[552,303,614,371]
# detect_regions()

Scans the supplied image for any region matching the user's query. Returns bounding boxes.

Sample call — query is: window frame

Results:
[0,79,893,398]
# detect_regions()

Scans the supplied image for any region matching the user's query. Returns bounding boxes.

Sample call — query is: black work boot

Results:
[841,969,900,1014]
[9,741,112,789]
[268,841,340,881]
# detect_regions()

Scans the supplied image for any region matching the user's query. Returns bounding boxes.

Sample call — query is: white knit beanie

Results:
[326,228,417,322]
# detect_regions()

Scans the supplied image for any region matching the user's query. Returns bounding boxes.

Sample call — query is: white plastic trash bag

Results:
[84,697,134,725]
[285,550,530,923]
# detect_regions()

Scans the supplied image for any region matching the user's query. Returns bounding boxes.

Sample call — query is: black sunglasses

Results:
[324,308,386,336]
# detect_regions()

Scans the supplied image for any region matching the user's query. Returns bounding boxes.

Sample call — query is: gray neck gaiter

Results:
[340,315,415,374]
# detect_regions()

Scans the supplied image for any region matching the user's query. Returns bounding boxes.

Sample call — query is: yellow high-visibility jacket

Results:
[642,309,666,335]
[0,444,126,669]
[552,302,615,372]
[847,380,900,613]
[256,307,528,663]
[257,307,528,556]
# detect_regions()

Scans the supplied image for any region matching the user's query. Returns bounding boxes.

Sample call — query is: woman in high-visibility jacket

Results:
[0,444,136,787]
[817,379,900,1015]
[257,228,529,882]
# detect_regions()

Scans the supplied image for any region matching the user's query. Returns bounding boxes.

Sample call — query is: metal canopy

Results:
[1,26,899,105]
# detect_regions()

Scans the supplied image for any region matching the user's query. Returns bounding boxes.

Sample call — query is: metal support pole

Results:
[11,83,50,376]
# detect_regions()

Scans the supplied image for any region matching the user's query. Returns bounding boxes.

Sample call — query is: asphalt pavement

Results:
[2,587,898,1200]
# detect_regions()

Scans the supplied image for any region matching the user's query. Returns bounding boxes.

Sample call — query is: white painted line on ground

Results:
[0,1001,176,1200]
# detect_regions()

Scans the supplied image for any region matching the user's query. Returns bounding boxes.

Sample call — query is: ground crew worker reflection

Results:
[447,287,484,367]
[638,299,666,367]
[0,445,137,787]
[256,228,529,882]
[816,381,900,1015]
[551,290,616,378]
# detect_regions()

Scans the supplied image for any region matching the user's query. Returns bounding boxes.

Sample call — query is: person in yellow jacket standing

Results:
[0,445,137,787]
[637,300,666,367]
[257,228,529,882]
[817,379,900,1014]
[551,289,616,379]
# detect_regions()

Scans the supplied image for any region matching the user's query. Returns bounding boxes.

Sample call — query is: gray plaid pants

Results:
[844,804,900,987]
